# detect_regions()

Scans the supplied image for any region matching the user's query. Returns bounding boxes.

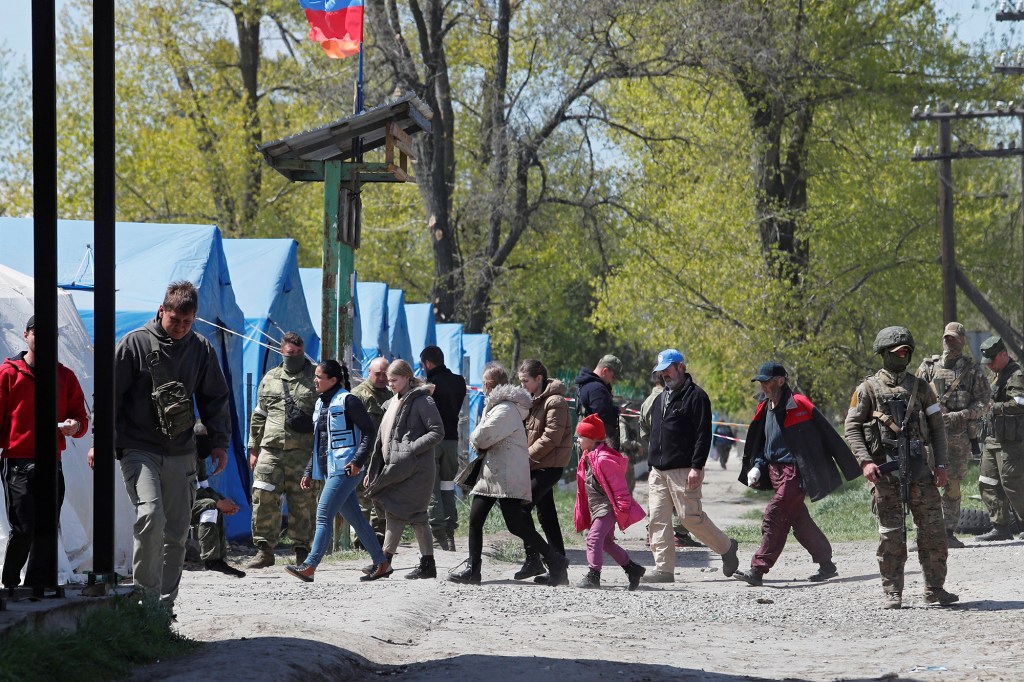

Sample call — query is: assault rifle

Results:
[878,397,917,542]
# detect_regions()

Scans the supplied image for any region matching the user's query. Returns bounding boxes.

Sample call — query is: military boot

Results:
[513,553,546,581]
[975,524,1012,541]
[405,555,437,580]
[295,547,309,565]
[576,569,601,589]
[924,586,959,605]
[623,561,646,591]
[945,529,965,549]
[246,547,275,569]
[543,550,569,587]
[882,592,902,610]
[432,529,454,552]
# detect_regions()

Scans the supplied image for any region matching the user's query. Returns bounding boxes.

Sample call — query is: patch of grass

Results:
[0,595,199,682]
[726,461,989,545]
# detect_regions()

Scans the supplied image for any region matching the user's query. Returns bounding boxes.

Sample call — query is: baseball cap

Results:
[653,348,685,372]
[751,361,787,382]
[25,315,35,332]
[980,336,1005,364]
[943,322,965,339]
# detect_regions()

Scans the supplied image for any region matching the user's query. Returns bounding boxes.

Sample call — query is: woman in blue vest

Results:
[284,360,390,582]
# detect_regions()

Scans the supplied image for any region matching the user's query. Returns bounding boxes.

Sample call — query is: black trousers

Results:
[523,467,565,556]
[2,459,65,588]
[468,494,549,562]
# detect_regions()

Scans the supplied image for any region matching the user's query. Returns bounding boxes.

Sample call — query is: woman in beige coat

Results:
[449,362,569,586]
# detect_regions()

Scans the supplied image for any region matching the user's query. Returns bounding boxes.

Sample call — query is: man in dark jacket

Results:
[1,314,89,591]
[643,348,739,583]
[114,281,232,611]
[575,354,622,448]
[421,345,467,550]
[733,362,861,587]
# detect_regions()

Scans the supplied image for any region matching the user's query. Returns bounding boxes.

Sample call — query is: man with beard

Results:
[916,322,990,547]
[845,326,956,609]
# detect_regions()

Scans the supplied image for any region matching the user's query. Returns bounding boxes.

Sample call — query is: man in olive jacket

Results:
[734,362,861,587]
[114,281,231,610]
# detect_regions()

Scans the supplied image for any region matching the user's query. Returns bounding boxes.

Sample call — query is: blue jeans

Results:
[306,474,386,568]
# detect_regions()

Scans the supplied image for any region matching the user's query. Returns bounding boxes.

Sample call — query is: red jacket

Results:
[574,443,647,532]
[0,354,89,459]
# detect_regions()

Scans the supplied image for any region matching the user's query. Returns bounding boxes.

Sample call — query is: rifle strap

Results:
[936,369,968,406]
[872,411,901,435]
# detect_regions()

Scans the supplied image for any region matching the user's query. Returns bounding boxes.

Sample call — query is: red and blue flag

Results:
[300,0,364,59]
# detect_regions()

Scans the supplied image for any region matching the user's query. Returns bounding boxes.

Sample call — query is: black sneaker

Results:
[808,561,838,582]
[733,568,763,587]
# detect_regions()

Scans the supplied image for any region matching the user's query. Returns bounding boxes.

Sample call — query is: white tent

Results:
[0,264,134,582]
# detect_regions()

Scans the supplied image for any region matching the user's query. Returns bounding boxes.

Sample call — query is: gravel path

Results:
[133,466,1024,681]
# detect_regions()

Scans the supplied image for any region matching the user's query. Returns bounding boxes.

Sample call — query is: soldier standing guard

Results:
[975,336,1024,540]
[247,332,318,568]
[844,326,958,609]
[916,322,991,548]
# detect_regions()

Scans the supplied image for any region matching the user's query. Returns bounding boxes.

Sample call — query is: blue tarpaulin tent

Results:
[298,268,323,357]
[223,239,319,397]
[462,333,492,450]
[435,323,465,377]
[404,302,436,377]
[0,217,253,540]
[386,288,412,363]
[355,281,388,374]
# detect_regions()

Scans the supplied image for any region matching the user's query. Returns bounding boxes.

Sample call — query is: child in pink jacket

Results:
[573,414,648,590]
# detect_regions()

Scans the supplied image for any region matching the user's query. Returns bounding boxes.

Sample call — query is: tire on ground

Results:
[955,508,992,535]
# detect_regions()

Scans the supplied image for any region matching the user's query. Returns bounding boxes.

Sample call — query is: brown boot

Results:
[247,548,275,569]
[284,563,314,582]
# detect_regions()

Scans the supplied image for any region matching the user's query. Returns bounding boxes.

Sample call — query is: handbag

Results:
[455,453,486,491]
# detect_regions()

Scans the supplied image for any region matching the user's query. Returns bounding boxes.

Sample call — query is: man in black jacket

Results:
[643,348,739,583]
[421,345,467,551]
[733,362,861,587]
[114,281,232,611]
[575,354,622,448]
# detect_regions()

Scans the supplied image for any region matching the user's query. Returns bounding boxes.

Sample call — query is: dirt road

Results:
[134,466,1023,681]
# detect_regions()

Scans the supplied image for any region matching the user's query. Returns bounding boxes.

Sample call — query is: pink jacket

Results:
[574,443,647,532]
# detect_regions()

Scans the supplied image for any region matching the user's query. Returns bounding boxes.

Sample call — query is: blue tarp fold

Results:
[404,302,436,378]
[386,288,412,363]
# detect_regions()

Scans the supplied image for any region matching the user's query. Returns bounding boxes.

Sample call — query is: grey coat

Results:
[468,383,534,501]
[364,385,444,522]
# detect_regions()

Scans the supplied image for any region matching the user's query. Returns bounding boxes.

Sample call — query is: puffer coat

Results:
[525,379,573,470]
[468,383,534,500]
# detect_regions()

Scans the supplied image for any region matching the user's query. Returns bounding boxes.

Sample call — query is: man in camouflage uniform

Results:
[247,332,317,568]
[192,423,245,577]
[975,336,1024,541]
[916,322,990,548]
[845,326,957,609]
[351,356,390,543]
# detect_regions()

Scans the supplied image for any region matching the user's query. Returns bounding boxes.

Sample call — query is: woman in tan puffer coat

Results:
[512,359,572,585]
[449,362,569,586]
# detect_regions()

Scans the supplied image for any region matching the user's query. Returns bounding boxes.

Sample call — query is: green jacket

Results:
[351,379,392,432]
[247,360,317,452]
[989,361,1024,443]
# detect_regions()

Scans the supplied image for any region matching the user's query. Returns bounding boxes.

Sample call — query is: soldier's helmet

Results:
[873,326,916,355]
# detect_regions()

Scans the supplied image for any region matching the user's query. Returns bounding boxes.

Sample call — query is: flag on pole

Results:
[300,0,364,59]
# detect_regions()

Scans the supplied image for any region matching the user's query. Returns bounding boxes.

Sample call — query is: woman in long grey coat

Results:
[448,362,569,586]
[364,359,444,580]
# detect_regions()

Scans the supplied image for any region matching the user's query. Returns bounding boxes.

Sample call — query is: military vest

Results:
[862,371,930,480]
[921,354,982,437]
[991,361,1024,443]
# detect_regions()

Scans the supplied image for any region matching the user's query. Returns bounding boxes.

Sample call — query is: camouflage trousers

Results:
[870,478,947,594]
[979,437,1024,527]
[940,431,972,531]
[251,447,316,551]
[191,498,225,562]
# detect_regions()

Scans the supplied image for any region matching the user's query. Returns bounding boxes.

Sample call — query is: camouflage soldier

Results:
[975,336,1024,540]
[845,326,957,609]
[916,322,991,548]
[351,356,391,542]
[192,425,245,577]
[247,332,317,568]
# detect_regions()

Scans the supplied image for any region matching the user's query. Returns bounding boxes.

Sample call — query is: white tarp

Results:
[0,264,134,582]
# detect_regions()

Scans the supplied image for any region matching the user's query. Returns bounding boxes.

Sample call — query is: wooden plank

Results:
[388,122,417,159]
[388,163,411,183]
